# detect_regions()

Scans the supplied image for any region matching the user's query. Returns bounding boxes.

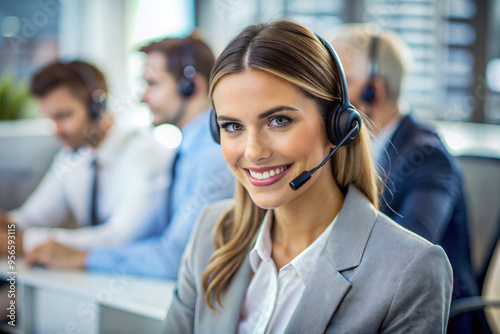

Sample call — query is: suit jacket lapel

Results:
[285,185,378,333]
[204,253,252,333]
[284,255,352,334]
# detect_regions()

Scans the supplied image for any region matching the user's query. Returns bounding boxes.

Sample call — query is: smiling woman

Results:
[213,70,337,209]
[163,20,453,334]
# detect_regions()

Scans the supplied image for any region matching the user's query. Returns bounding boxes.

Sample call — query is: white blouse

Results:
[237,210,337,334]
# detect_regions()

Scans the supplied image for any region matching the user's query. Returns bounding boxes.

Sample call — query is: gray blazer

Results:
[163,185,453,333]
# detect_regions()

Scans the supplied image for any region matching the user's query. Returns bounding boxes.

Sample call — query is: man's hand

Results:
[25,240,87,270]
[0,230,22,256]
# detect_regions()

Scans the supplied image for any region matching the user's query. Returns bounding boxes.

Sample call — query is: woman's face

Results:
[213,70,335,209]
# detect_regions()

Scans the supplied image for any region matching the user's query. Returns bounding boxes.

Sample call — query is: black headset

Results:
[177,39,197,98]
[209,32,361,147]
[67,62,106,120]
[362,35,379,104]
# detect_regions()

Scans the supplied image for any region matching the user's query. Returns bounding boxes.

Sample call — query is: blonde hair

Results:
[202,20,379,311]
[332,24,414,101]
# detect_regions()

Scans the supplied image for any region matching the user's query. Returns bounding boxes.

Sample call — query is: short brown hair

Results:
[30,60,108,108]
[139,32,214,85]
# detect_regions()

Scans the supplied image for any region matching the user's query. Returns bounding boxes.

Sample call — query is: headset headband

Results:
[368,35,379,80]
[314,33,352,110]
[66,62,106,119]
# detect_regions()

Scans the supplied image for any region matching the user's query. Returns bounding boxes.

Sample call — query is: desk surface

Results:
[0,258,175,320]
[429,119,500,158]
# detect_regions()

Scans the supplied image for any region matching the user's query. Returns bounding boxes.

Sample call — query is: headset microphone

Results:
[289,121,360,191]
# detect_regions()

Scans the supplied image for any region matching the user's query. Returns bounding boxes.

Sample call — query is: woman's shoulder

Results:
[192,199,234,239]
[374,212,430,245]
[368,211,450,271]
[199,199,235,226]
[341,185,439,256]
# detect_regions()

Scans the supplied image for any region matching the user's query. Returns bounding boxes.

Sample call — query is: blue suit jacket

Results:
[379,115,481,332]
[381,116,478,299]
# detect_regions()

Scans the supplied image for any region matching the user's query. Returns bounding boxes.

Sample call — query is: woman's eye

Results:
[270,116,290,127]
[220,123,244,132]
[231,124,243,131]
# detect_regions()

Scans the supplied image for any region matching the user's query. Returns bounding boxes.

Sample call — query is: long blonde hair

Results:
[202,20,379,311]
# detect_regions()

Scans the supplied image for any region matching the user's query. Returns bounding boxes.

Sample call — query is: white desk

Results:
[0,258,175,334]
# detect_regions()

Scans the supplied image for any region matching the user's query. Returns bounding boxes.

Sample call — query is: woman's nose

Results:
[244,132,272,163]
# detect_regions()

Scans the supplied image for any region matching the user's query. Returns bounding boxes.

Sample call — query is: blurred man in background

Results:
[333,25,483,333]
[0,61,169,256]
[23,33,235,280]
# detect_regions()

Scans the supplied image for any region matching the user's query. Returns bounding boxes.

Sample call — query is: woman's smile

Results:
[244,163,293,186]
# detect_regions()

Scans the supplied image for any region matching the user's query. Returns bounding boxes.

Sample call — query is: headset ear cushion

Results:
[362,84,376,104]
[178,79,195,98]
[327,105,362,146]
[89,102,104,119]
[209,109,221,144]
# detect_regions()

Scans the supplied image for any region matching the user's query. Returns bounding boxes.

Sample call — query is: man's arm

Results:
[85,162,234,278]
[22,172,167,268]
[22,172,168,251]
[22,140,174,252]
[387,146,462,244]
[29,155,234,276]
[9,154,72,231]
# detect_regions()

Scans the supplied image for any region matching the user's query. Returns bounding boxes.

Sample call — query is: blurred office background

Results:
[2,0,500,125]
[1,1,500,212]
[1,0,500,332]
[1,0,500,263]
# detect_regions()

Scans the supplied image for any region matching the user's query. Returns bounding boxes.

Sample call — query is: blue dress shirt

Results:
[85,109,235,279]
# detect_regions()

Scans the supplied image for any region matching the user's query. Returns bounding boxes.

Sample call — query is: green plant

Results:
[0,73,37,121]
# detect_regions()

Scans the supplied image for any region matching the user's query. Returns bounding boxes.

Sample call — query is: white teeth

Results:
[249,166,288,180]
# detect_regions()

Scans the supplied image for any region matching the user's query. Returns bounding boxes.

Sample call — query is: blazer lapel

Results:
[284,255,352,334]
[204,253,253,333]
[285,185,378,333]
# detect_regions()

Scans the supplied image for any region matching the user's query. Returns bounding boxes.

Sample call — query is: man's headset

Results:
[209,33,362,191]
[67,62,107,120]
[177,38,197,98]
[362,35,379,104]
